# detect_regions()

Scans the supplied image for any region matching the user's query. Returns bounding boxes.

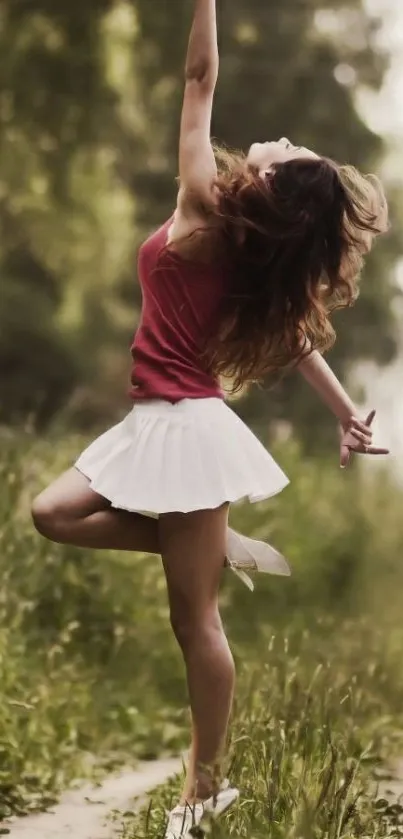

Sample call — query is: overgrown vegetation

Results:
[121,624,403,838]
[1,431,403,836]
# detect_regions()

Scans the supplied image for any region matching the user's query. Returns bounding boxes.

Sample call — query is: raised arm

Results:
[177,0,219,216]
[297,350,389,466]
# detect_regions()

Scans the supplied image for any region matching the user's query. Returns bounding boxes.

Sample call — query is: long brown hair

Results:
[171,145,389,393]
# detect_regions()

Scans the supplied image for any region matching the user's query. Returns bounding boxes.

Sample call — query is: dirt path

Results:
[6,757,183,839]
[6,755,403,839]
[376,758,403,803]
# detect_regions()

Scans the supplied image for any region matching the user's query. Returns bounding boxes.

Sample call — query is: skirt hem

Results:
[75,463,289,517]
[73,397,290,518]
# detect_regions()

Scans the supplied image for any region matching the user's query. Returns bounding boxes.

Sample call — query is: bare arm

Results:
[297,349,389,465]
[185,0,219,83]
[297,350,356,426]
[177,0,219,215]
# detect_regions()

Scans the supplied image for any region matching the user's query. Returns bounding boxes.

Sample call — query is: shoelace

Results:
[227,554,258,570]
[165,779,233,837]
[229,566,254,591]
[166,784,240,839]
[165,800,204,839]
[225,556,255,591]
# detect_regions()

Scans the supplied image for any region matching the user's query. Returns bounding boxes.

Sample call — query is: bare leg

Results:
[31,469,242,573]
[33,472,235,803]
[31,468,160,552]
[159,505,235,805]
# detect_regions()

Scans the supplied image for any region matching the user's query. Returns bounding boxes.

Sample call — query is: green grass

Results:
[120,623,403,838]
[1,428,403,835]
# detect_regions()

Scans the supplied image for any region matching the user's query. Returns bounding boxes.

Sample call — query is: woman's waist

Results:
[130,356,223,403]
[131,337,216,378]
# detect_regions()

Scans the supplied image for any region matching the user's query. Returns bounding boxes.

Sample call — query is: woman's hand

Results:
[339,410,389,468]
[295,351,389,466]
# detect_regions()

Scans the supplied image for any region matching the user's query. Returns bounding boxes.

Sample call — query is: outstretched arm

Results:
[177,0,219,215]
[297,350,356,425]
[297,350,389,466]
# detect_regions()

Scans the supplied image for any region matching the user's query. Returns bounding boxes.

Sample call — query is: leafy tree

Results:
[0,0,124,425]
[0,0,401,442]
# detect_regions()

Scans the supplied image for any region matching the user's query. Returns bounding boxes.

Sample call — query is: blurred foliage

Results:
[0,0,402,444]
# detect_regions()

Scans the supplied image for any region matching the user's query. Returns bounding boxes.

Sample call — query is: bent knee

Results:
[31,494,63,540]
[170,605,221,649]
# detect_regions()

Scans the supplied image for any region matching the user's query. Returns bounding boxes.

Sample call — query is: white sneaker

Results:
[164,779,239,838]
[225,528,291,591]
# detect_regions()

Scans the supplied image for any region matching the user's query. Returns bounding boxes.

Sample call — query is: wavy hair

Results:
[171,145,389,393]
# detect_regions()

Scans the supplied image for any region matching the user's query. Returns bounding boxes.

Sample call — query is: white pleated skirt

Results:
[74,398,289,516]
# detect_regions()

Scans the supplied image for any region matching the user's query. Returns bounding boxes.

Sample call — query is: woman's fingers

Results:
[362,445,390,456]
[365,409,376,427]
[347,443,390,456]
[340,410,388,466]
[349,417,373,440]
[348,427,372,445]
[340,444,351,468]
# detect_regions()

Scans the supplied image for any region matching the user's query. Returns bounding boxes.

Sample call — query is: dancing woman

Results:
[31,0,388,835]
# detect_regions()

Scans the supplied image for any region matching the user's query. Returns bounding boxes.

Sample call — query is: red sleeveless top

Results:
[129,217,229,402]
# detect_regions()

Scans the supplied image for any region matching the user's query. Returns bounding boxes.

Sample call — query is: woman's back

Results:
[130,217,229,402]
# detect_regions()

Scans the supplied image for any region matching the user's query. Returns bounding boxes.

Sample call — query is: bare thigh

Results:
[30,468,157,553]
[159,504,229,633]
[32,470,229,561]
[32,467,111,521]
